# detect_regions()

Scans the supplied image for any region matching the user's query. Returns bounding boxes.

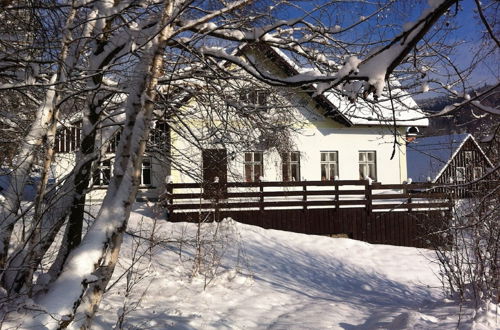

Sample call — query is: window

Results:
[244,152,263,182]
[93,159,112,186]
[148,121,170,151]
[320,151,338,181]
[106,131,121,153]
[464,151,473,163]
[55,123,82,153]
[359,151,377,180]
[239,89,268,106]
[140,158,152,186]
[473,167,483,180]
[456,167,465,182]
[282,152,300,181]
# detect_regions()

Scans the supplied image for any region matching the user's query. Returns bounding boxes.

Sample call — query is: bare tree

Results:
[0,0,498,328]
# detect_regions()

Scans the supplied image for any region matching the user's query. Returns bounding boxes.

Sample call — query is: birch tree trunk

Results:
[0,4,80,290]
[1,2,133,293]
[0,74,57,268]
[34,1,176,327]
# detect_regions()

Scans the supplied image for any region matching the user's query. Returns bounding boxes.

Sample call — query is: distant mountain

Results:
[417,95,463,113]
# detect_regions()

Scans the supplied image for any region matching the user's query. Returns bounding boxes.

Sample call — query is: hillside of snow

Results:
[93,203,498,329]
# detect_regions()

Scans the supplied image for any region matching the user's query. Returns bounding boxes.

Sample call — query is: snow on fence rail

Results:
[165,180,452,214]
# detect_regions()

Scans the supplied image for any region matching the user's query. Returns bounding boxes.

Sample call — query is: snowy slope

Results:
[93,203,498,329]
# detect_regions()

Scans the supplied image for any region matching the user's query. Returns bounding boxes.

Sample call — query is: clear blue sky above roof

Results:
[273,1,496,91]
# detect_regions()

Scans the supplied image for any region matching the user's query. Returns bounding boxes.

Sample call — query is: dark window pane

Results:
[360,164,367,179]
[283,164,289,181]
[291,164,299,181]
[329,165,335,180]
[254,164,261,181]
[257,91,268,105]
[93,170,100,186]
[245,164,252,182]
[103,168,111,185]
[369,164,376,180]
[142,169,151,185]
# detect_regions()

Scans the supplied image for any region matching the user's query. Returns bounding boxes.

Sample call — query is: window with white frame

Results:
[320,151,338,181]
[140,157,152,186]
[464,151,473,163]
[473,167,483,180]
[282,152,300,181]
[55,124,82,153]
[93,159,112,186]
[244,152,263,182]
[359,151,377,180]
[239,89,268,106]
[456,166,465,182]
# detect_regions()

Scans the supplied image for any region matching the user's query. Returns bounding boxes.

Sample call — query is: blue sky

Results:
[276,0,498,89]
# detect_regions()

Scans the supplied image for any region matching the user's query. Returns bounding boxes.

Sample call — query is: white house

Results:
[51,44,428,201]
[170,45,428,188]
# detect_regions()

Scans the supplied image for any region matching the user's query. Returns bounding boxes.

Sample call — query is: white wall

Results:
[170,115,409,184]
[221,125,407,184]
[53,151,169,202]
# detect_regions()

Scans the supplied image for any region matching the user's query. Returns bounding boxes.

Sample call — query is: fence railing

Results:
[165,180,452,213]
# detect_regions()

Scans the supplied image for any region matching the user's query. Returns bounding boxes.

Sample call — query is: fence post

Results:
[213,193,220,221]
[259,180,264,212]
[166,183,173,220]
[405,184,412,212]
[303,183,307,211]
[334,181,339,211]
[365,181,372,213]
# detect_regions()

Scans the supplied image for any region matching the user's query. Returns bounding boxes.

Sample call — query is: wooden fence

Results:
[165,180,452,248]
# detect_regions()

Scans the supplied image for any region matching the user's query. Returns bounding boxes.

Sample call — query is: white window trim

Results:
[473,167,483,180]
[320,151,339,181]
[455,166,466,182]
[282,152,300,181]
[140,157,153,186]
[244,151,263,182]
[94,159,113,186]
[464,151,473,162]
[359,151,377,181]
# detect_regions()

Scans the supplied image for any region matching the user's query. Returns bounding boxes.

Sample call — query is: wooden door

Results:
[202,149,227,199]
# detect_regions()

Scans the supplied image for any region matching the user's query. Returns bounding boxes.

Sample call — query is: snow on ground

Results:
[94,203,498,329]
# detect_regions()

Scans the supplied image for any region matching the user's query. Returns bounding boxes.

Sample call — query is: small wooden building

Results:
[406,134,494,195]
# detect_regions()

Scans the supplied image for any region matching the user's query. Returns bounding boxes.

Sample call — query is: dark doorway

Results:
[202,149,228,199]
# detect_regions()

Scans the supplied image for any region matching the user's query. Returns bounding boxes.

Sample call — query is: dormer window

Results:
[239,89,268,106]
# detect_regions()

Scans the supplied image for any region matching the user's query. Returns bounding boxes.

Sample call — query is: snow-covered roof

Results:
[256,45,428,127]
[325,88,429,126]
[406,134,470,182]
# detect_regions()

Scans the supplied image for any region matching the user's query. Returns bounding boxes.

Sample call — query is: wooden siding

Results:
[435,138,495,197]
[169,209,448,248]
